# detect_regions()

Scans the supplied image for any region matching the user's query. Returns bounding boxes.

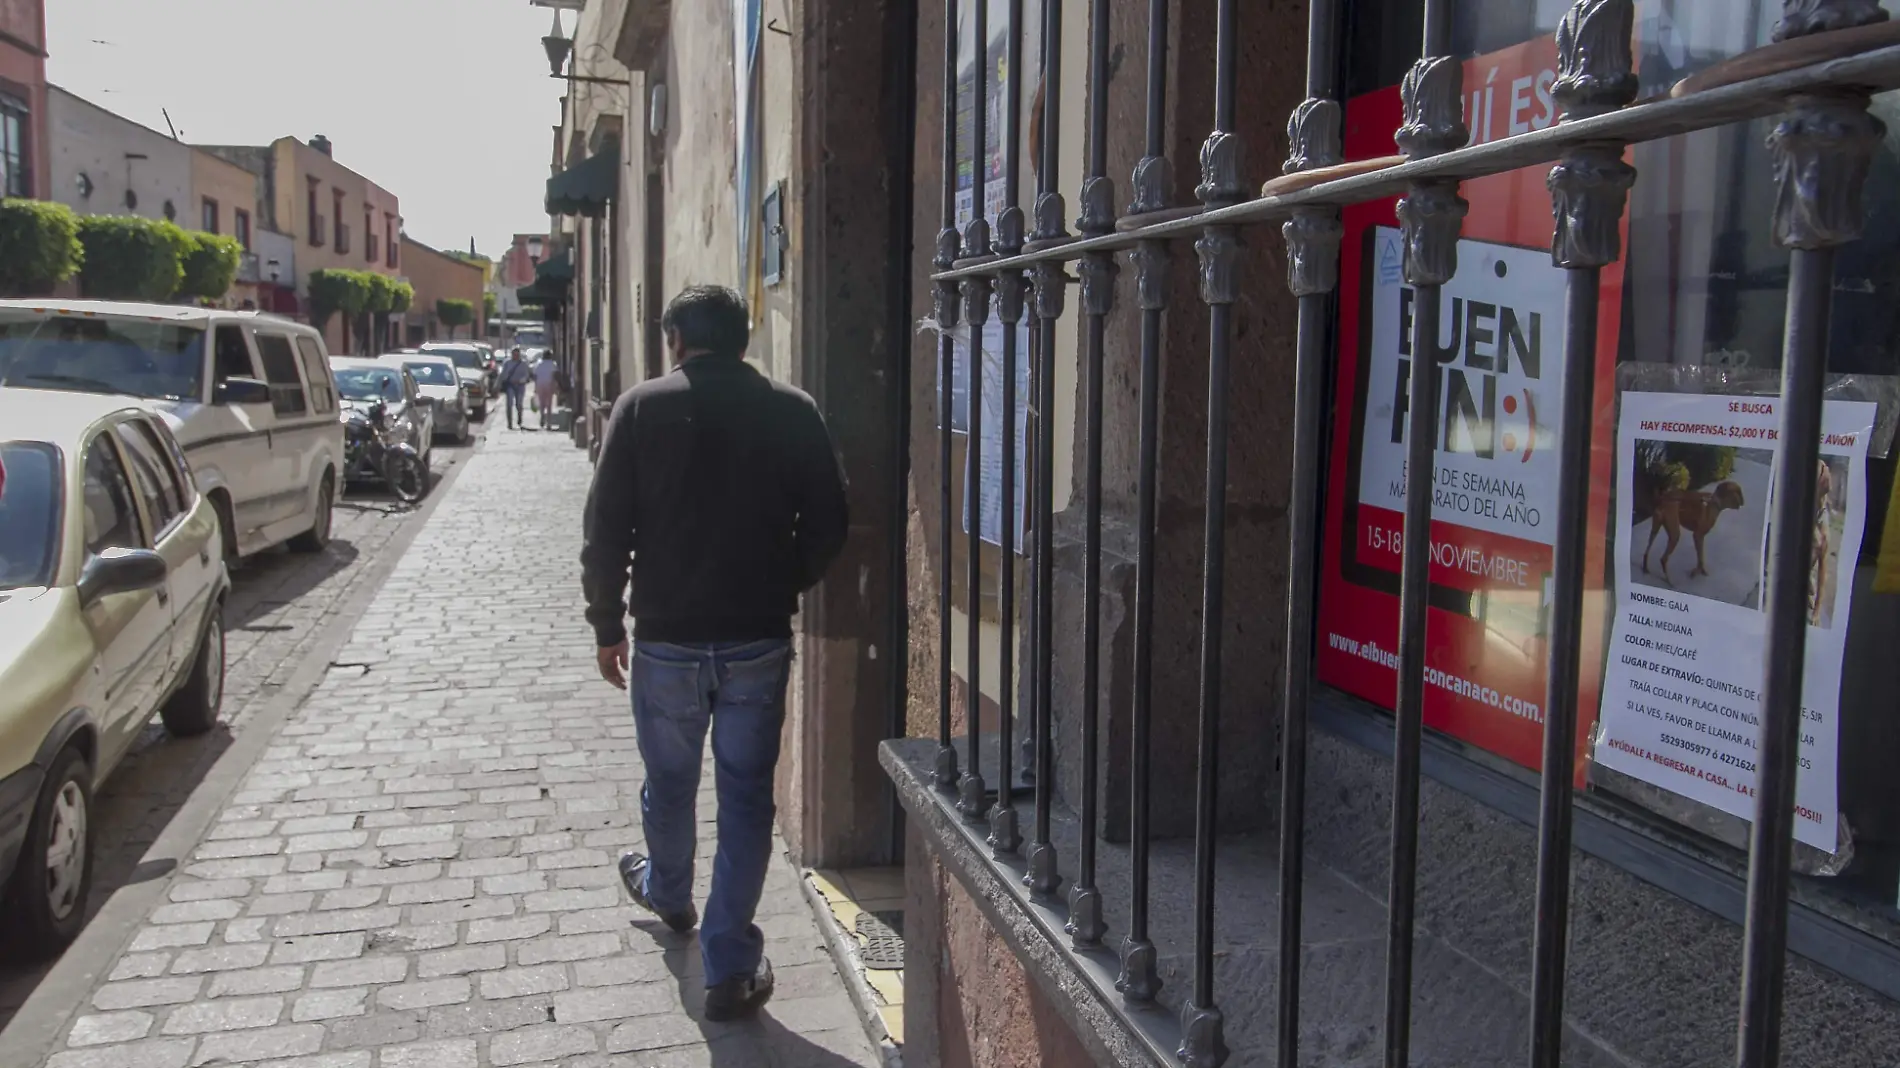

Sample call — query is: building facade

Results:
[398,235,487,346]
[0,0,46,199]
[44,85,192,224]
[536,1,1900,1065]
[198,135,404,353]
[190,145,263,307]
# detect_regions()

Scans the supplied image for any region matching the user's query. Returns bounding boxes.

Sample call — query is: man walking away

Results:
[496,348,532,429]
[581,285,848,1021]
[533,350,560,429]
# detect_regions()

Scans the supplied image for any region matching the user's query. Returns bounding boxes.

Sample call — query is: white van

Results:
[0,301,345,560]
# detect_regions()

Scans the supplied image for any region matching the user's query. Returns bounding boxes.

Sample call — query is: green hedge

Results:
[76,215,191,301]
[177,232,244,303]
[0,199,84,296]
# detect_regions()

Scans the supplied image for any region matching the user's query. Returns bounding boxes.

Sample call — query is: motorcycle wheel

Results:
[388,454,426,503]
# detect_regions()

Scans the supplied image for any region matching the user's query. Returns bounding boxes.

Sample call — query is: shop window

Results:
[1324,0,1900,937]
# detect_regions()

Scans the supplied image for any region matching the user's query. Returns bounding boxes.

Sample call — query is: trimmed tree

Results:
[363,273,400,353]
[0,199,84,296]
[483,291,498,322]
[307,269,353,348]
[177,231,244,305]
[76,216,191,301]
[436,298,474,339]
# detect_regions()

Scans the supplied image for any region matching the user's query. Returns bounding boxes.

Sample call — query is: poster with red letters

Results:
[1316,33,1626,776]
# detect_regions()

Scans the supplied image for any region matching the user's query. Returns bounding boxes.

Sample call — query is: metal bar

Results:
[934,0,963,794]
[1066,0,1116,935]
[1024,0,1067,901]
[1116,0,1169,998]
[988,0,1027,858]
[1273,0,1348,1052]
[925,43,1900,281]
[1178,0,1241,1063]
[1740,12,1885,1052]
[959,0,994,823]
[1383,2,1467,1061]
[1529,5,1638,1064]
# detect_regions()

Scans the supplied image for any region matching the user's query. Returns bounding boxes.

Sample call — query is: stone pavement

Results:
[36,426,881,1068]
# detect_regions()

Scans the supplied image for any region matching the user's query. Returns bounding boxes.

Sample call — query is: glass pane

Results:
[0,442,61,589]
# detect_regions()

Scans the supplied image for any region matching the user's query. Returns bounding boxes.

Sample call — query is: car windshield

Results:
[0,312,207,402]
[402,362,457,386]
[514,331,547,347]
[0,442,62,591]
[332,366,402,401]
[428,348,483,370]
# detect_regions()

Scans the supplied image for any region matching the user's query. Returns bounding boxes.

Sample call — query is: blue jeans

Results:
[504,385,527,424]
[629,638,792,985]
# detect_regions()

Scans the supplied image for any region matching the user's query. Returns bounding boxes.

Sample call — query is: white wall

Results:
[45,86,193,224]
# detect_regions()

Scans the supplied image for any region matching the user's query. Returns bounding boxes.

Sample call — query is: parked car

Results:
[330,358,433,488]
[0,301,344,564]
[0,389,228,955]
[418,343,491,421]
[384,353,471,444]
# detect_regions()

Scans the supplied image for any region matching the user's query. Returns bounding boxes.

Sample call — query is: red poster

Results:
[1316,35,1624,776]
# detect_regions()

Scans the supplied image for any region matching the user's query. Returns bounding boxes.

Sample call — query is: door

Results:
[115,416,216,676]
[78,433,172,766]
[203,323,274,544]
[250,331,313,527]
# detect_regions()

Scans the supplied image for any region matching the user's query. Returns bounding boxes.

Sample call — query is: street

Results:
[0,431,484,1032]
[0,422,877,1068]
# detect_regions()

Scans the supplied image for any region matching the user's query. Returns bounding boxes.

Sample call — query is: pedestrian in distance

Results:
[496,347,532,429]
[533,350,560,429]
[581,284,849,1022]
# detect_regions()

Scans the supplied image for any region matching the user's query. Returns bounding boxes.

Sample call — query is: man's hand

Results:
[598,641,630,690]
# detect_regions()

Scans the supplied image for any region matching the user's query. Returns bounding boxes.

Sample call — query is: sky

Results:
[44,0,567,258]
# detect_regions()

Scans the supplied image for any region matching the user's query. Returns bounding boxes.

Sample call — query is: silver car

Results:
[385,354,471,444]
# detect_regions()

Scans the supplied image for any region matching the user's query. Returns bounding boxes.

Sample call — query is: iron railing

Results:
[923,0,1900,1065]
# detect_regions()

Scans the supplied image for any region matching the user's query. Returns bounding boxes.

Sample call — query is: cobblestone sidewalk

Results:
[40,427,880,1068]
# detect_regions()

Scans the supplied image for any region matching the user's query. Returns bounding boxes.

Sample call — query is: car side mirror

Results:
[215,377,272,405]
[77,547,169,607]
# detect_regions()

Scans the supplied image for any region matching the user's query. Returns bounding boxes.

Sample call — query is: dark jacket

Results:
[580,357,849,647]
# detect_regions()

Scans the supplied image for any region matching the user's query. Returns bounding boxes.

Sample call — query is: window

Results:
[366,210,376,263]
[295,337,335,415]
[253,333,309,416]
[202,197,219,234]
[333,189,349,255]
[0,312,208,402]
[387,215,399,269]
[213,325,257,389]
[115,419,188,536]
[0,442,60,590]
[1317,0,1900,940]
[1,91,31,198]
[234,209,251,250]
[306,179,323,247]
[82,437,142,556]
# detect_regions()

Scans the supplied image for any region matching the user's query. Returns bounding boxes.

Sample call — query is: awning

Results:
[517,251,574,307]
[545,145,618,218]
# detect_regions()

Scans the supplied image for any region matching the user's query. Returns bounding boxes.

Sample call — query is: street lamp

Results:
[540,10,630,87]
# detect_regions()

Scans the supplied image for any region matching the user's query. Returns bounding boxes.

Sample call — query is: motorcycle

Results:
[343,398,426,503]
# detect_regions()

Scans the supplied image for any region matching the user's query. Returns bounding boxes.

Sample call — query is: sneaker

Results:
[704,956,775,1022]
[618,852,697,933]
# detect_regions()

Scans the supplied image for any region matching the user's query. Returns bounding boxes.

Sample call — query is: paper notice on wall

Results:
[1356,226,1571,554]
[1594,391,1875,852]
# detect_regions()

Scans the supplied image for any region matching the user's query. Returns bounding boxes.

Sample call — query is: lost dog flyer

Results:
[1596,391,1875,852]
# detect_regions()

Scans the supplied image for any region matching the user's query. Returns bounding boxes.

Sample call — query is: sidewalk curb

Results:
[0,425,490,1068]
[799,869,905,1068]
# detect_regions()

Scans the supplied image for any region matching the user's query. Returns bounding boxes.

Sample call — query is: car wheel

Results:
[2,746,95,959]
[161,611,225,737]
[288,475,334,553]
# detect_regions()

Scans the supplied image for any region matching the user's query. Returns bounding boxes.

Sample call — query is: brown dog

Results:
[1642,480,1746,587]
[1810,460,1833,624]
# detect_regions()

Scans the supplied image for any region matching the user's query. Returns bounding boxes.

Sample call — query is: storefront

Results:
[891,1,1900,1065]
